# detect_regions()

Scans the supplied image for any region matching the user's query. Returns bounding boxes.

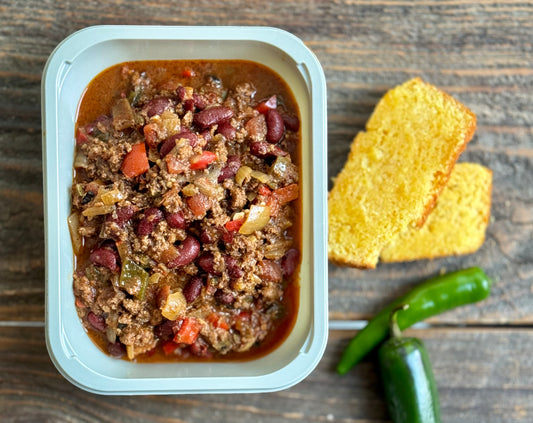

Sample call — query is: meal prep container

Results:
[42,25,328,395]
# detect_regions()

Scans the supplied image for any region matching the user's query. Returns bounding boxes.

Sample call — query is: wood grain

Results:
[1,0,532,323]
[0,0,532,421]
[1,327,533,423]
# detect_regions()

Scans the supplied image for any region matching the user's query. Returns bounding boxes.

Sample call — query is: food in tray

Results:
[381,162,492,262]
[328,77,477,268]
[69,60,302,361]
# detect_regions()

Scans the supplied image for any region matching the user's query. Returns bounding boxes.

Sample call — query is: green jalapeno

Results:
[337,267,492,375]
[379,305,441,423]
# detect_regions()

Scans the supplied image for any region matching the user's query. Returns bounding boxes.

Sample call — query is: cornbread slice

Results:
[328,78,477,268]
[380,163,492,262]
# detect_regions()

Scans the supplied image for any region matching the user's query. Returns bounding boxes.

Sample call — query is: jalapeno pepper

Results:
[379,305,441,423]
[337,267,492,375]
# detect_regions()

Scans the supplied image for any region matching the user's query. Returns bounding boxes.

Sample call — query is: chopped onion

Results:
[116,240,132,263]
[251,170,271,184]
[263,239,293,260]
[149,272,162,285]
[126,344,135,360]
[235,165,252,185]
[100,188,124,205]
[73,151,88,168]
[161,291,187,320]
[82,204,115,217]
[68,212,83,255]
[194,176,224,199]
[182,184,198,197]
[239,205,271,235]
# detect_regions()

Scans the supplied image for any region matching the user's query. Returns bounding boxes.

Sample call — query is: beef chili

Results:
[69,60,302,362]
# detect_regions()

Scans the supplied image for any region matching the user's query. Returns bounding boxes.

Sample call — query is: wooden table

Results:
[1,1,532,421]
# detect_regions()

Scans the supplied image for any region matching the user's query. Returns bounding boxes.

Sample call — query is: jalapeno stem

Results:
[389,304,409,339]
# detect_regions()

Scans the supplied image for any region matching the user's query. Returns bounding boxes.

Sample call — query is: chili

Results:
[336,267,492,375]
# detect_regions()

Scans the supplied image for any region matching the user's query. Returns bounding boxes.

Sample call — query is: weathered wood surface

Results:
[1,327,533,423]
[0,0,532,421]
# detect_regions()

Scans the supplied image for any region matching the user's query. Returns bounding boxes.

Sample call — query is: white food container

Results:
[42,25,328,395]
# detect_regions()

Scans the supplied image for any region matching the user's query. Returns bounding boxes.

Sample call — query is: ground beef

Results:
[71,60,301,362]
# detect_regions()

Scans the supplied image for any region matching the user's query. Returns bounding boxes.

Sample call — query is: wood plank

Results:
[0,0,532,324]
[1,326,532,422]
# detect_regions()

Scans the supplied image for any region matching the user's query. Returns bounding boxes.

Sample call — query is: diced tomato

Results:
[265,184,299,217]
[257,185,272,196]
[186,193,210,217]
[265,195,281,217]
[121,143,149,178]
[143,123,159,148]
[207,312,230,330]
[273,183,299,205]
[255,95,277,114]
[165,155,187,174]
[238,310,251,321]
[182,68,195,78]
[173,317,201,345]
[224,218,244,232]
[162,340,179,355]
[76,127,89,145]
[189,151,217,170]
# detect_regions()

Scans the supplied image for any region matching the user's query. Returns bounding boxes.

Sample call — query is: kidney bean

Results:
[178,130,199,148]
[215,289,235,305]
[221,228,234,244]
[154,320,175,339]
[249,142,288,159]
[245,114,267,142]
[184,99,195,112]
[90,247,119,272]
[86,115,112,135]
[193,93,207,110]
[183,276,203,303]
[167,236,200,268]
[265,109,285,144]
[201,129,213,143]
[225,255,244,279]
[159,136,177,158]
[258,260,283,283]
[194,106,234,129]
[161,131,199,158]
[176,86,187,101]
[218,155,241,182]
[282,113,300,132]
[144,97,173,117]
[87,311,106,332]
[190,338,212,358]
[199,228,219,244]
[217,121,236,140]
[281,248,300,277]
[107,342,126,357]
[165,210,185,229]
[136,207,164,236]
[107,205,136,227]
[197,252,220,275]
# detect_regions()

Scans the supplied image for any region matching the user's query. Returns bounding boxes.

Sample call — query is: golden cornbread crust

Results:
[380,163,492,262]
[328,77,477,269]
